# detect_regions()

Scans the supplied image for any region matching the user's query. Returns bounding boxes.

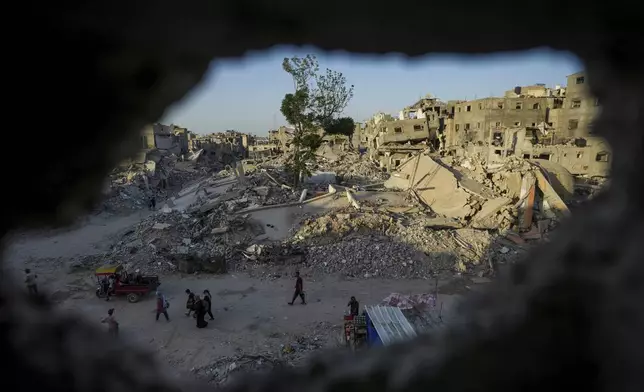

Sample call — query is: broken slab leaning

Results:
[346,189,360,210]
[385,154,472,219]
[471,197,512,229]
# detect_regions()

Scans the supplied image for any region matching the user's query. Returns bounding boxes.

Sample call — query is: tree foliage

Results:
[280,54,354,184]
[321,117,355,138]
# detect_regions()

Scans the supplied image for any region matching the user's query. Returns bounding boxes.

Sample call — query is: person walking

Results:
[24,269,38,296]
[288,271,306,305]
[194,295,208,328]
[348,296,360,316]
[203,290,214,320]
[155,291,170,322]
[101,308,119,337]
[185,289,196,316]
[148,191,156,211]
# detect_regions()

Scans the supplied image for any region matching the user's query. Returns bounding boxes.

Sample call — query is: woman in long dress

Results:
[194,296,208,328]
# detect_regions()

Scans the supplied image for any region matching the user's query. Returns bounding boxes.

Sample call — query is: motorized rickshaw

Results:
[95,264,160,303]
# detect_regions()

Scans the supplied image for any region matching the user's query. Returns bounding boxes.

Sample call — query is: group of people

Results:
[185,289,214,328]
[153,288,214,329]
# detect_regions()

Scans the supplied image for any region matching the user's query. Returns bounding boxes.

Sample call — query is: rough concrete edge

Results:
[234,190,340,214]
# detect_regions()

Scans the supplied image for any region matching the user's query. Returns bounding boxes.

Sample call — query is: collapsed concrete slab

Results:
[385,155,472,219]
[530,159,575,203]
[534,170,571,219]
[471,197,512,229]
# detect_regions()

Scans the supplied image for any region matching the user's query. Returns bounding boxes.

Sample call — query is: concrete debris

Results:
[470,197,512,229]
[211,226,229,234]
[89,143,600,280]
[316,151,390,186]
[98,149,205,214]
[192,322,336,386]
[382,151,579,234]
[291,208,507,276]
[381,293,436,310]
[346,190,360,210]
[385,155,472,219]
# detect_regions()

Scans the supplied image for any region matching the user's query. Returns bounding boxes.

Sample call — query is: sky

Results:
[162,46,581,136]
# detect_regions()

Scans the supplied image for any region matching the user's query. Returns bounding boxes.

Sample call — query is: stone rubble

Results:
[98,151,205,214]
[192,322,337,386]
[81,150,588,279]
[290,208,505,277]
[317,151,389,185]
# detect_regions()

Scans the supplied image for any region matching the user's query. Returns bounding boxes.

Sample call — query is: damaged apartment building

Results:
[358,71,610,178]
[359,96,448,172]
[267,125,356,155]
[192,130,251,167]
[126,123,196,166]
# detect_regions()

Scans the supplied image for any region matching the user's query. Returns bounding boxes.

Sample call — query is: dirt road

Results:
[54,272,459,376]
[3,194,466,378]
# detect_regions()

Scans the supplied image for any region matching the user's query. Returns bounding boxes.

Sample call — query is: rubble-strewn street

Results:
[6,68,611,386]
[5,140,599,385]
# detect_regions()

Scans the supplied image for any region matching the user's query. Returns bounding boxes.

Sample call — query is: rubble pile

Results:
[293,209,396,242]
[227,171,301,207]
[194,354,286,386]
[99,167,323,273]
[99,166,153,212]
[105,206,264,273]
[193,323,336,386]
[290,209,505,276]
[318,151,389,185]
[99,152,206,214]
[386,153,571,239]
[306,237,435,278]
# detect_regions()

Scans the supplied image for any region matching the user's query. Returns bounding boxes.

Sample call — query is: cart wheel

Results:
[127,293,141,303]
[95,288,103,298]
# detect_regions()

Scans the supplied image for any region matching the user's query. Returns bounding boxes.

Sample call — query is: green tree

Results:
[280,54,354,184]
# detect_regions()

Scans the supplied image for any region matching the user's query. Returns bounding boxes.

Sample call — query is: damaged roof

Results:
[365,305,417,346]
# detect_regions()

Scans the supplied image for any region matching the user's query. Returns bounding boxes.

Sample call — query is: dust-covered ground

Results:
[2,205,470,381]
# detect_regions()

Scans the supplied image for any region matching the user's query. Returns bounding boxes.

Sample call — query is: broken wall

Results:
[561,72,600,138]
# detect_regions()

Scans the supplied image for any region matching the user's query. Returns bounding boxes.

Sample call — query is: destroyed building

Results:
[268,126,295,151]
[354,71,609,179]
[248,136,278,160]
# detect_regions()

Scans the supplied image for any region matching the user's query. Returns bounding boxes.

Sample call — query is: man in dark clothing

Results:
[24,269,38,296]
[155,291,170,322]
[148,192,156,211]
[203,290,214,320]
[185,289,196,316]
[348,296,359,316]
[288,271,306,305]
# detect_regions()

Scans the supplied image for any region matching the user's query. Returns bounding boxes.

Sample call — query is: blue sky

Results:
[162,47,581,135]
